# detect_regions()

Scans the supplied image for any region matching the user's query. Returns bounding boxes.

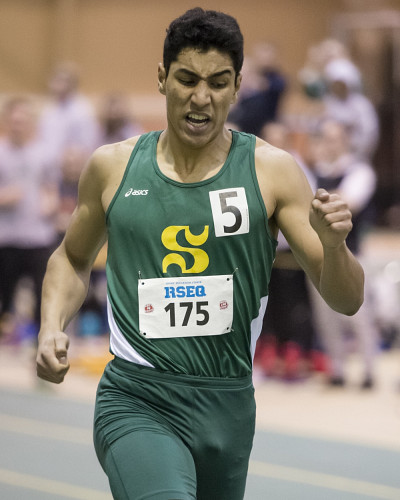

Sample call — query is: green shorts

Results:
[94,357,256,500]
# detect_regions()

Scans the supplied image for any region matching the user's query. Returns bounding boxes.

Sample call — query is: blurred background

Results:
[1,0,400,499]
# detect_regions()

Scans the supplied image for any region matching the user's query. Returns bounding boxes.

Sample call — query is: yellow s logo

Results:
[161,226,209,273]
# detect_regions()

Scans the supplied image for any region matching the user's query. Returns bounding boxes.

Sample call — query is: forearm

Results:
[40,246,92,334]
[319,243,364,315]
[37,145,109,384]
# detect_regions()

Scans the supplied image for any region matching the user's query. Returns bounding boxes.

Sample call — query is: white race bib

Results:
[209,188,249,237]
[138,275,233,339]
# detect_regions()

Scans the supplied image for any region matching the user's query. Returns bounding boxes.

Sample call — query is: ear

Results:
[158,63,167,95]
[231,73,242,104]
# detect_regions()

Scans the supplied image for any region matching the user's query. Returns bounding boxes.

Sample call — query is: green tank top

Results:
[106,130,277,378]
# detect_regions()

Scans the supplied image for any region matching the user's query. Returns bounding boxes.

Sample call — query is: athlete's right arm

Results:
[36,147,109,384]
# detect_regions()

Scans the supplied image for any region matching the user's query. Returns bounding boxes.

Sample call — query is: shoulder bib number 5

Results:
[209,187,249,237]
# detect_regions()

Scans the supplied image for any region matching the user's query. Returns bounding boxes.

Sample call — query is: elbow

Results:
[337,266,366,316]
[347,297,364,316]
[322,279,365,316]
[342,303,362,316]
[337,290,364,316]
[347,272,366,316]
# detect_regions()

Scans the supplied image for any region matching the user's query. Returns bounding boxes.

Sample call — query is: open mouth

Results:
[186,113,210,127]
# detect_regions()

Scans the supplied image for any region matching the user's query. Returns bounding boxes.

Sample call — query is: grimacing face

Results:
[158,48,241,148]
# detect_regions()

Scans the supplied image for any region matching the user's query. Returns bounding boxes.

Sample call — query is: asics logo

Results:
[125,188,149,197]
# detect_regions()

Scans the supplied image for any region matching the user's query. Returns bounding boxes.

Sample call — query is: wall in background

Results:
[0,0,356,95]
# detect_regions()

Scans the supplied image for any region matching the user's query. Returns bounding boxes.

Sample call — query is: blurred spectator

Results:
[228,42,287,136]
[255,121,319,380]
[0,95,59,341]
[308,119,378,389]
[97,92,143,146]
[38,61,99,168]
[298,38,350,99]
[323,58,379,161]
[299,39,379,161]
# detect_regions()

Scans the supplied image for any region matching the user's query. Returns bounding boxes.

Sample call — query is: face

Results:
[5,102,35,146]
[329,80,349,100]
[158,48,241,148]
[49,70,76,99]
[315,121,348,163]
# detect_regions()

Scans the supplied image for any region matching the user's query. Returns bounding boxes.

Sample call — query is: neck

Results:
[157,128,232,183]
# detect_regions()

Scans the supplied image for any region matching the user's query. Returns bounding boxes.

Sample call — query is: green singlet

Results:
[105,130,277,378]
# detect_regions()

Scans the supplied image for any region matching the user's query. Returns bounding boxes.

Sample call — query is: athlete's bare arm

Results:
[255,138,364,316]
[36,138,139,384]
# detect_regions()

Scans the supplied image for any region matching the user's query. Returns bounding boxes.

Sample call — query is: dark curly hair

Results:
[163,8,244,80]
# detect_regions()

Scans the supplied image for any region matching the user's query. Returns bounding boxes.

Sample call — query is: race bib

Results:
[209,188,249,237]
[138,275,233,339]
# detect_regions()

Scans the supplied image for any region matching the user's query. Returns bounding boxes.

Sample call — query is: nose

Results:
[191,80,211,107]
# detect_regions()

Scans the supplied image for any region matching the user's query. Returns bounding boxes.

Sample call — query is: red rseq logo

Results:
[220,300,228,310]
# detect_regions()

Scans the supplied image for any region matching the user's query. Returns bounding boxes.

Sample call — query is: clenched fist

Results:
[309,189,353,249]
[36,330,70,384]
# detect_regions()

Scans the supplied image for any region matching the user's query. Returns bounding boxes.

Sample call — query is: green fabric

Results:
[94,358,255,500]
[106,130,277,377]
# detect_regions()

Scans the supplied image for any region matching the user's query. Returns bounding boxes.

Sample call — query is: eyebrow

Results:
[176,68,233,79]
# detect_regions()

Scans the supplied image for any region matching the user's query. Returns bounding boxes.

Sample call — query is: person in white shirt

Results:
[38,61,99,169]
[309,118,378,388]
[323,58,380,161]
[0,96,59,338]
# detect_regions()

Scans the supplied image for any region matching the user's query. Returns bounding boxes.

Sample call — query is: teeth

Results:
[188,113,208,122]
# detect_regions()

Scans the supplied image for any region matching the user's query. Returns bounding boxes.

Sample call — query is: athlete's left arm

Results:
[255,140,364,315]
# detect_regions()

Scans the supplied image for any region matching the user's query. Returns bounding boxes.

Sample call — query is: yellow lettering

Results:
[161,226,209,273]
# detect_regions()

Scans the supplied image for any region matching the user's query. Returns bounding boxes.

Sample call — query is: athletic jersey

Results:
[106,130,277,378]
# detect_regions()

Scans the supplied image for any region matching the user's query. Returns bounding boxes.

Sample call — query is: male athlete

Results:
[37,8,364,500]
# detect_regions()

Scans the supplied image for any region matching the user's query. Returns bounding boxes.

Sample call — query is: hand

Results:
[309,189,353,249]
[36,330,70,384]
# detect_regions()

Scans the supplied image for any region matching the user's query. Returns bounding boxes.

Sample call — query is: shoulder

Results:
[79,136,141,191]
[254,136,305,189]
[88,136,141,174]
[81,135,142,206]
[253,136,314,218]
[254,136,296,167]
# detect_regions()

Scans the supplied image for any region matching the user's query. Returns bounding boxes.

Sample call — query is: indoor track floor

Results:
[0,344,399,500]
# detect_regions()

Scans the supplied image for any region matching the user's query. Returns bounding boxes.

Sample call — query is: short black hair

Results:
[163,8,244,78]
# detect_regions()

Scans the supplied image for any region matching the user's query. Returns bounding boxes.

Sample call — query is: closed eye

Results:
[178,78,197,87]
[210,81,228,89]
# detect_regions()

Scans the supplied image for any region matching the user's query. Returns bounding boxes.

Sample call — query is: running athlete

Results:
[36,8,364,500]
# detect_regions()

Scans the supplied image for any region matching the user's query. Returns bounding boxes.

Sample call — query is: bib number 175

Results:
[164,301,209,327]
